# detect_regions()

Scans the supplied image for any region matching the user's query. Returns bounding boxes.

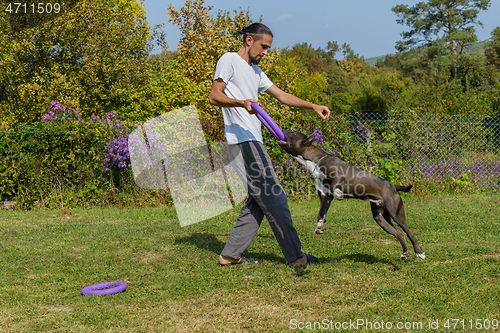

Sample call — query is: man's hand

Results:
[313,105,331,120]
[243,99,259,115]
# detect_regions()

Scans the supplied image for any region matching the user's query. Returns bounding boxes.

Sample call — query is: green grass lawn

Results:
[1,194,499,332]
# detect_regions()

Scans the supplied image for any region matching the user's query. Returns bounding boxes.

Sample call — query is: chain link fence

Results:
[326,112,500,192]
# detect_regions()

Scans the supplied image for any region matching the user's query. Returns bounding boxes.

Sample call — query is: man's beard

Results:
[250,55,261,65]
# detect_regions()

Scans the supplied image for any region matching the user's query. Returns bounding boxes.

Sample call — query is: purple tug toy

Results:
[81,281,127,296]
[251,102,286,142]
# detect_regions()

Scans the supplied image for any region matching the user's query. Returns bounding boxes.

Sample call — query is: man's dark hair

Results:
[238,23,273,44]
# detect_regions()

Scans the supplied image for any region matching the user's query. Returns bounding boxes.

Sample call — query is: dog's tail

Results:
[395,184,413,192]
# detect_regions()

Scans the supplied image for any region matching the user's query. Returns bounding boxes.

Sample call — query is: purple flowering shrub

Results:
[42,101,130,173]
[102,135,130,171]
[414,156,500,191]
[0,100,140,207]
[42,101,82,121]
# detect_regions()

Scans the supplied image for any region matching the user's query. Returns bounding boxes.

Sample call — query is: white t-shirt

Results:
[213,52,273,144]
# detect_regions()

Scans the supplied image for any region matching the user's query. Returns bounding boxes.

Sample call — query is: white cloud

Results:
[278,14,293,22]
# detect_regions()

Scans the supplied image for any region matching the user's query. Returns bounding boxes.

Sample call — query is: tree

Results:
[166,0,215,84]
[392,0,491,56]
[166,0,255,129]
[0,0,163,123]
[485,27,500,69]
[1,0,79,33]
[282,43,336,73]
[167,0,253,84]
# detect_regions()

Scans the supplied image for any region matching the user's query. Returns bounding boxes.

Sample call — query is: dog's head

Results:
[278,129,317,157]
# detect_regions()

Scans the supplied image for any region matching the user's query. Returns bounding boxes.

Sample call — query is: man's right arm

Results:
[209,78,257,114]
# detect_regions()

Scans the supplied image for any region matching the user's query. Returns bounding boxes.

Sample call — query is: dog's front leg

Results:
[315,179,334,234]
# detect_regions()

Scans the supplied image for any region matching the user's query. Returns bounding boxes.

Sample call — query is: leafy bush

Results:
[0,101,142,207]
[2,101,499,209]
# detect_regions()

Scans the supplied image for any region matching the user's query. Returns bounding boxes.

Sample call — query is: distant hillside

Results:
[364,55,389,67]
[364,42,489,67]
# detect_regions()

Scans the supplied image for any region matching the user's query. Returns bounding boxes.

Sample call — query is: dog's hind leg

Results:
[386,196,425,259]
[381,209,395,228]
[315,179,333,234]
[370,202,411,259]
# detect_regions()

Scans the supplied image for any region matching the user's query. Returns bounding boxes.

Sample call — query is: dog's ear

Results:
[303,135,315,147]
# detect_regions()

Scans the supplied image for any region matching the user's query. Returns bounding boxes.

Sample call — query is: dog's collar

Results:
[293,154,329,179]
[316,155,329,166]
[312,155,329,179]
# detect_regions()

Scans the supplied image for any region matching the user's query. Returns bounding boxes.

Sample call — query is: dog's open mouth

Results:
[277,140,287,148]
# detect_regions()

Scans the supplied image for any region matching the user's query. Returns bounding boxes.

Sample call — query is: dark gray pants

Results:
[221,141,303,263]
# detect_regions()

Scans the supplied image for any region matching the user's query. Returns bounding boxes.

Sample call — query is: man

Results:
[209,23,331,267]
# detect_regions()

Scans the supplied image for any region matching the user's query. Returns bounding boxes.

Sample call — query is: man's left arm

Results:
[265,85,330,120]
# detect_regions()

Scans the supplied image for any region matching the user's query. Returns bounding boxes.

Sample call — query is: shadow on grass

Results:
[175,234,400,277]
[323,253,401,271]
[175,233,226,253]
[174,233,291,265]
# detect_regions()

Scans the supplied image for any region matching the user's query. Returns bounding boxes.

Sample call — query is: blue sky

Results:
[142,0,500,59]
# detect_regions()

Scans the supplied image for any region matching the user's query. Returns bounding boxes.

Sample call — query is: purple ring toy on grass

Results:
[251,102,286,142]
[81,281,127,296]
